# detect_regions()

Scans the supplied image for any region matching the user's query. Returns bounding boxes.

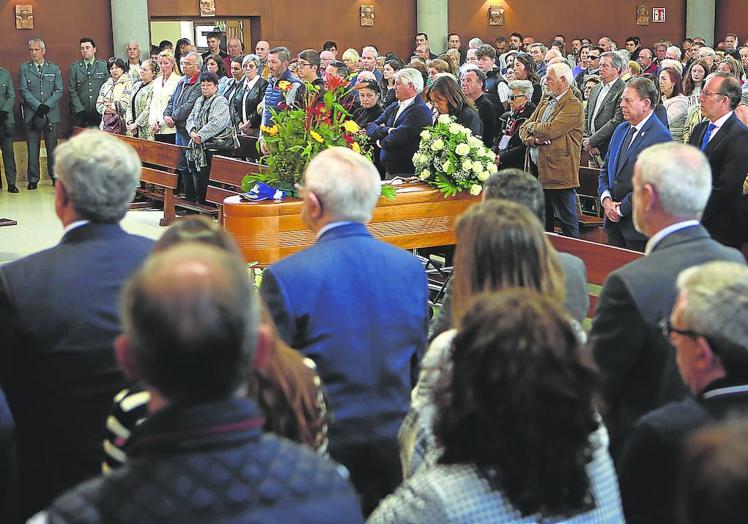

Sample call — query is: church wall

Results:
[716,0,748,43]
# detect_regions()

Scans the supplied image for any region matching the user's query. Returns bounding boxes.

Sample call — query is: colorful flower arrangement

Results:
[243,77,388,196]
[413,114,498,197]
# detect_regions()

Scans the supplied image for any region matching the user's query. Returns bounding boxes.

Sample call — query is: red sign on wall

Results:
[652,7,666,22]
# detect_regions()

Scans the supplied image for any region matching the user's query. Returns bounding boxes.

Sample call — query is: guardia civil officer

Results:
[0,65,17,192]
[68,37,108,128]
[19,38,63,190]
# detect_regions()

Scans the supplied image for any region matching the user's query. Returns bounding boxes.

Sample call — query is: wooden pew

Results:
[205,157,262,225]
[547,233,642,317]
[72,128,184,226]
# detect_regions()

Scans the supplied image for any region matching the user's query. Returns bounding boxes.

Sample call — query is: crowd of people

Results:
[1,27,748,524]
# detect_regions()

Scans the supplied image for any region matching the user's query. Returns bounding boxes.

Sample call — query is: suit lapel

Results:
[616,116,655,176]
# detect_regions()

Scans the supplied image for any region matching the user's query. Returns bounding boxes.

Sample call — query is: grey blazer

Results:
[584,77,625,157]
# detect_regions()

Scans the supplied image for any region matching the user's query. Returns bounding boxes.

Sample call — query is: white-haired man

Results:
[587,142,746,462]
[519,62,583,237]
[261,147,428,514]
[365,68,432,177]
[0,130,154,519]
[361,45,382,83]
[619,260,748,524]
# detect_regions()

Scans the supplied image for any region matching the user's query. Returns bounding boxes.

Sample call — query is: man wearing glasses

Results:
[687,72,748,248]
[297,49,323,88]
[587,142,745,463]
[619,261,748,524]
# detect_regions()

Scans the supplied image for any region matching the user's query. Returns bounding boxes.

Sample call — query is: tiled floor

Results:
[0,180,165,264]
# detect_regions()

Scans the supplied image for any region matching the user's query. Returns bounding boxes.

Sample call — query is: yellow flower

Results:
[310,130,324,143]
[277,80,291,91]
[343,120,360,134]
[352,142,361,153]
[266,125,279,137]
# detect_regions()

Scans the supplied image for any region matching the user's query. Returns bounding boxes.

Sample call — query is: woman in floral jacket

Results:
[96,57,132,133]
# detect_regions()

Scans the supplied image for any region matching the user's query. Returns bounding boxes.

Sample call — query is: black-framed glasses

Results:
[658,318,700,340]
[589,55,601,60]
[509,94,526,100]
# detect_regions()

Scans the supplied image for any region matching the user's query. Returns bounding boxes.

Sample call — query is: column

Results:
[686,0,716,46]
[111,0,150,60]
[417,0,448,55]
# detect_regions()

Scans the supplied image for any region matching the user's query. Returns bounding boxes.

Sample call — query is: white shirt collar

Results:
[710,110,734,129]
[63,220,91,235]
[632,110,655,133]
[645,220,700,255]
[316,221,354,239]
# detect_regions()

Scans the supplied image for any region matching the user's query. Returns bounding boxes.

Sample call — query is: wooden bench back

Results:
[205,157,263,223]
[578,166,601,198]
[547,233,643,317]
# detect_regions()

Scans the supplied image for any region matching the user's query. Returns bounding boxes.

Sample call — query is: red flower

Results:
[342,133,354,145]
[325,74,347,91]
[277,102,288,111]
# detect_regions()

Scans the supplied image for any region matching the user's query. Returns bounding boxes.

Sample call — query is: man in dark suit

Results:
[619,261,748,524]
[583,51,626,166]
[431,168,589,339]
[598,77,672,251]
[366,67,432,178]
[587,142,745,462]
[260,147,428,515]
[688,73,748,248]
[0,130,154,520]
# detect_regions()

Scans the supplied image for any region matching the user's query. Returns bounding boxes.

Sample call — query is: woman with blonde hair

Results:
[126,58,158,140]
[148,50,181,140]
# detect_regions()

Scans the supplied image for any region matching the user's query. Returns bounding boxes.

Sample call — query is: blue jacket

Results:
[45,398,363,523]
[260,223,429,451]
[367,96,433,175]
[261,69,302,128]
[598,114,671,240]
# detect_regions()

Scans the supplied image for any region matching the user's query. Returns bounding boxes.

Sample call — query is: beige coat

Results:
[148,72,181,134]
[519,89,583,190]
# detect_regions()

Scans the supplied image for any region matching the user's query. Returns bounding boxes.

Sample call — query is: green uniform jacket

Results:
[0,68,14,134]
[19,60,63,124]
[68,58,108,114]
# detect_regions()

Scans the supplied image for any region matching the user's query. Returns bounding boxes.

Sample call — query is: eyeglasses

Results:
[701,90,725,98]
[589,55,601,60]
[297,61,311,68]
[509,94,526,100]
[658,318,700,340]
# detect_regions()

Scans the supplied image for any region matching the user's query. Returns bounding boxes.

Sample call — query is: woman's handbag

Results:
[203,96,240,153]
[102,111,126,135]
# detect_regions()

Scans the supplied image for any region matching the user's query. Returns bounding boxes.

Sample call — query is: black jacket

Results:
[452,105,483,138]
[45,398,364,523]
[234,77,269,130]
[497,101,536,169]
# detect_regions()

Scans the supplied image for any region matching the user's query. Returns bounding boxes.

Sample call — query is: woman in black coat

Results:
[234,54,269,160]
[428,75,483,138]
[497,79,537,169]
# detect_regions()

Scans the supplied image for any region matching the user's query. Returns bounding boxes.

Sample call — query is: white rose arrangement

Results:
[412,115,497,197]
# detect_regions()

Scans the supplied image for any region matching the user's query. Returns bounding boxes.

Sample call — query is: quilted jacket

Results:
[39,398,363,524]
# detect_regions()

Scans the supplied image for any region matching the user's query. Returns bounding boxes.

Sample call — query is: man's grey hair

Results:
[508,79,534,98]
[55,130,140,222]
[547,62,574,85]
[677,261,748,356]
[468,38,483,49]
[242,53,260,67]
[635,142,711,219]
[126,40,140,49]
[460,64,486,85]
[269,46,291,63]
[29,38,46,50]
[530,43,547,54]
[184,51,203,67]
[362,45,378,56]
[667,45,682,60]
[699,47,717,58]
[304,147,380,223]
[395,68,424,93]
[602,50,626,71]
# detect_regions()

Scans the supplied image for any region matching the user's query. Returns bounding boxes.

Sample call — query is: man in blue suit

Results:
[366,67,432,178]
[261,147,429,515]
[0,131,153,520]
[598,77,672,252]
